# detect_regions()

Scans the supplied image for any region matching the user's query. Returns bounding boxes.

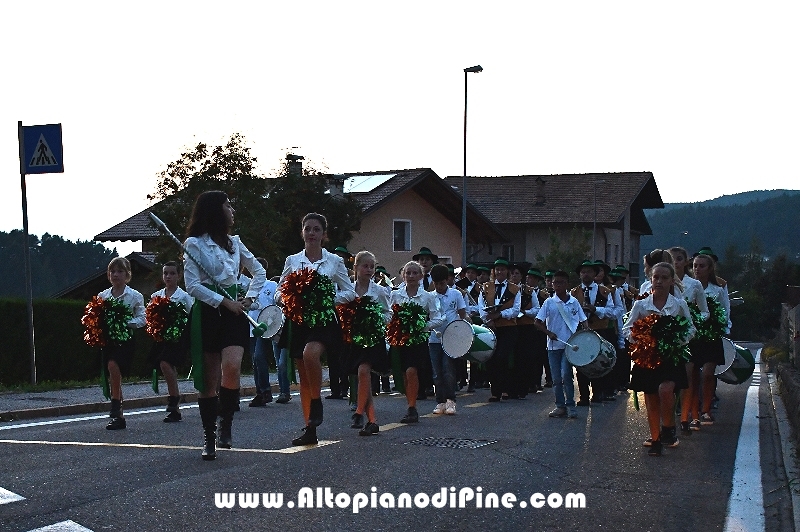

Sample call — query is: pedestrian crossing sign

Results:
[21,123,64,174]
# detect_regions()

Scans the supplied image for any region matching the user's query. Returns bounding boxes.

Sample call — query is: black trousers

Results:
[487,326,519,397]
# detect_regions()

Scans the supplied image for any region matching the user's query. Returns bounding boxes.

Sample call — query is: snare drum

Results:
[256,305,285,340]
[565,330,617,379]
[715,337,755,385]
[441,319,497,364]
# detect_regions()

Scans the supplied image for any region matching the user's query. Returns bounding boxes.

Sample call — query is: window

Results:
[501,245,515,263]
[393,220,411,251]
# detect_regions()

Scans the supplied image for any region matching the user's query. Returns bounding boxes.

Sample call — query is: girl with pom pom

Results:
[623,262,695,456]
[98,257,146,430]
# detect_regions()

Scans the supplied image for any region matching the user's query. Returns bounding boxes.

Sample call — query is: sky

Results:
[1,1,798,258]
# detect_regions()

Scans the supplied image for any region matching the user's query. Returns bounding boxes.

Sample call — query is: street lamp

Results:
[592,178,606,259]
[462,64,483,267]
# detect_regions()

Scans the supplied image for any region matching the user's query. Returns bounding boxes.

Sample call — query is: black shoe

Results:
[106,416,126,430]
[309,398,324,427]
[544,381,553,388]
[163,410,182,423]
[263,394,273,403]
[466,385,475,393]
[351,413,365,429]
[326,394,342,400]
[275,393,291,404]
[590,396,603,404]
[400,407,419,423]
[680,421,692,436]
[359,422,379,436]
[202,431,216,461]
[660,426,679,448]
[576,400,589,407]
[249,394,267,407]
[218,425,232,449]
[292,426,318,446]
[648,440,663,456]
[487,396,501,402]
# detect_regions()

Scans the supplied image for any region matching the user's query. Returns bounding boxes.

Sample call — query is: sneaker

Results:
[445,399,456,415]
[351,413,365,429]
[359,422,379,436]
[689,419,701,431]
[106,416,126,430]
[163,410,182,423]
[680,421,691,436]
[660,426,679,447]
[700,412,715,425]
[400,407,419,423]
[567,407,578,418]
[648,440,663,456]
[548,407,567,418]
[248,394,266,407]
[432,403,446,415]
[291,426,318,446]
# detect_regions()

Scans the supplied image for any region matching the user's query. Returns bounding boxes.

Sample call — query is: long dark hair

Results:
[186,191,233,253]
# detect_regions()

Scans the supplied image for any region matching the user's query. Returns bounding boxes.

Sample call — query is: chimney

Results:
[534,176,547,205]
[286,153,304,178]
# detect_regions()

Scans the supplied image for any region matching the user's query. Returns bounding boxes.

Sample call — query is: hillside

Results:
[641,190,800,259]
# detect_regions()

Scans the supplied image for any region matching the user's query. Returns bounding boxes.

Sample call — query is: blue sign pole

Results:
[17,121,37,385]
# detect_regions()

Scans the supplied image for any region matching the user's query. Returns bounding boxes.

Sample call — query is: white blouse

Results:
[623,293,696,344]
[98,285,146,329]
[183,234,266,308]
[389,286,445,331]
[278,248,356,305]
[677,275,709,321]
[150,286,194,311]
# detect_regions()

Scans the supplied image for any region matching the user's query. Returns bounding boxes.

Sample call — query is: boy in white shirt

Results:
[429,264,467,415]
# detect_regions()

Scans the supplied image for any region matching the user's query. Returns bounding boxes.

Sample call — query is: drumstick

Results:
[148,212,269,337]
[557,339,580,351]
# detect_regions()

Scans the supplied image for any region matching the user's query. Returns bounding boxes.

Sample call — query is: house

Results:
[330,168,507,278]
[443,172,663,282]
[54,252,159,300]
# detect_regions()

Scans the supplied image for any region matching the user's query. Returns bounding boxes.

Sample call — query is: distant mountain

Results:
[641,190,800,260]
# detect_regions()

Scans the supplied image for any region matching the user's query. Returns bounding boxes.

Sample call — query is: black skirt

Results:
[630,360,688,394]
[346,342,390,375]
[688,338,726,366]
[280,320,344,360]
[102,338,136,376]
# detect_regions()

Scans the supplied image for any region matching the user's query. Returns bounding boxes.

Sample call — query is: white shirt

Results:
[702,282,732,333]
[677,275,709,321]
[430,287,467,344]
[98,285,146,329]
[278,248,356,305]
[536,294,587,350]
[522,287,541,318]
[623,293,696,344]
[389,286,445,332]
[150,286,194,311]
[247,279,278,337]
[184,234,266,308]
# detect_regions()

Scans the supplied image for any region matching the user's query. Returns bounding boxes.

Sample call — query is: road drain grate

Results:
[405,437,497,449]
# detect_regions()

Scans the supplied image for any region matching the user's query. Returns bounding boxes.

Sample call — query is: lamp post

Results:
[462,65,483,267]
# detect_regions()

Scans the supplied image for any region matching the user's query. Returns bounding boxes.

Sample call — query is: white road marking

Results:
[724,348,764,532]
[26,520,93,532]
[0,486,25,505]
[0,439,338,454]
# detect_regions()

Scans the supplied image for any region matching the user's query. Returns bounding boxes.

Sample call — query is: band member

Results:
[98,257,146,430]
[183,191,266,460]
[513,265,540,398]
[247,258,278,407]
[688,249,730,427]
[608,266,633,393]
[535,270,587,418]
[429,264,467,415]
[624,262,695,456]
[148,261,193,422]
[479,258,521,402]
[346,251,391,436]
[571,260,617,405]
[278,213,356,446]
[526,268,551,391]
[389,261,445,423]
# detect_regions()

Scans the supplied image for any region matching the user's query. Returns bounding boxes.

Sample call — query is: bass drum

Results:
[441,319,496,364]
[715,337,755,385]
[565,330,616,379]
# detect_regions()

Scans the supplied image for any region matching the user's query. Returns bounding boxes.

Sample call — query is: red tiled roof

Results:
[94,200,166,242]
[443,172,662,226]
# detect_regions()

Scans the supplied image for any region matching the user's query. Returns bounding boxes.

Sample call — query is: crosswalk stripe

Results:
[0,439,338,454]
[0,486,25,505]
[26,520,93,532]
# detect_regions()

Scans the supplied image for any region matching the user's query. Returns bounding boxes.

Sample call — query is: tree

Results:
[534,225,592,286]
[150,134,363,275]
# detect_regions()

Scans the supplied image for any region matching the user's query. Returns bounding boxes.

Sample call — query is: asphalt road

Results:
[0,346,795,532]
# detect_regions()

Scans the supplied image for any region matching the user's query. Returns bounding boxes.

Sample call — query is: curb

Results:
[769,365,800,532]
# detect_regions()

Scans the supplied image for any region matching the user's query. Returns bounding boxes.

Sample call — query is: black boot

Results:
[198,397,218,461]
[218,387,239,449]
[292,425,318,446]
[308,397,324,427]
[164,396,182,422]
[106,399,126,430]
